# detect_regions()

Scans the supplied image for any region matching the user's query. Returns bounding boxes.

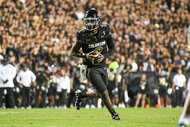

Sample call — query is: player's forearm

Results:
[71,52,86,58]
[71,41,85,58]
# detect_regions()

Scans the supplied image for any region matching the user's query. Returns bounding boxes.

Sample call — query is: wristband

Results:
[81,53,86,58]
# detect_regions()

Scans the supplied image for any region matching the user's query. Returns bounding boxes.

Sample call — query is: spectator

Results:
[130,58,138,72]
[171,55,182,73]
[135,74,148,108]
[143,59,155,72]
[56,68,70,108]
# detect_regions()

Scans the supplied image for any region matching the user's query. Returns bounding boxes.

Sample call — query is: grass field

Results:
[0,108,182,127]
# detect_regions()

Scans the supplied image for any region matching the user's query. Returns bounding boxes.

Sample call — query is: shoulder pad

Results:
[76,31,82,43]
[76,29,87,43]
[101,23,108,28]
[101,23,110,29]
[100,23,111,35]
[77,29,86,34]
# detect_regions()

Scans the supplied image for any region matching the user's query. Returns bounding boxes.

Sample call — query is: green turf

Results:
[0,108,182,127]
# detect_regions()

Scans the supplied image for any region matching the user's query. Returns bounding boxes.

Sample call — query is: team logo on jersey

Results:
[101,31,106,38]
[94,47,103,53]
[88,41,106,48]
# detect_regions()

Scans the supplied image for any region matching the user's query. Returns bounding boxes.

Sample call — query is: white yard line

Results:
[0,112,37,114]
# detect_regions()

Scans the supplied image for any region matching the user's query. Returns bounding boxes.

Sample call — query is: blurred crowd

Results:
[0,0,190,108]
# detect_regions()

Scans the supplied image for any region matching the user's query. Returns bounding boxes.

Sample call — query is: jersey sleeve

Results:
[71,31,85,58]
[76,31,83,44]
[8,65,16,80]
[16,71,21,83]
[106,23,112,35]
[102,24,116,58]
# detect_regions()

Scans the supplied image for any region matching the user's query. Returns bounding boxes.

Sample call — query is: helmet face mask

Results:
[83,9,100,31]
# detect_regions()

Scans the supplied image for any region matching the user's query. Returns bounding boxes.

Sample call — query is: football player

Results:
[71,8,120,120]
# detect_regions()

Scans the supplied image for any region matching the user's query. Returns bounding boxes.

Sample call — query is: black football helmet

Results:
[83,8,101,31]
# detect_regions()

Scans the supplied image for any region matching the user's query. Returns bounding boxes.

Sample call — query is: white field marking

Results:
[0,112,37,114]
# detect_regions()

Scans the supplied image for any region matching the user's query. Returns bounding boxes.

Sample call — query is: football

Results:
[91,51,100,65]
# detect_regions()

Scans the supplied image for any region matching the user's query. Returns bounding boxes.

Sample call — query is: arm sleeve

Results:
[102,34,116,59]
[9,66,16,80]
[16,72,21,83]
[0,71,6,81]
[184,75,186,82]
[71,32,86,58]
[31,71,36,82]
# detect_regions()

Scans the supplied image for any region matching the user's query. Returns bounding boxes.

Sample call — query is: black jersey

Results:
[76,23,116,68]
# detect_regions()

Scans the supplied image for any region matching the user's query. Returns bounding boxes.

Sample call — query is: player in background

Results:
[71,8,120,120]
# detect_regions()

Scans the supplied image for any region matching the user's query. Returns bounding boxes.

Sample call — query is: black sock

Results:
[109,108,116,115]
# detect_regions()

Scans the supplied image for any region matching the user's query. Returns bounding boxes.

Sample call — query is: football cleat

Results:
[178,123,188,127]
[75,90,83,110]
[112,112,120,120]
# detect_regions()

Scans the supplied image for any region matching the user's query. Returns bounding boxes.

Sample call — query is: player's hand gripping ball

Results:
[86,51,104,65]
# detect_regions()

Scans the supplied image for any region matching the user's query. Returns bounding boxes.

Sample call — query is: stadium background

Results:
[0,0,190,108]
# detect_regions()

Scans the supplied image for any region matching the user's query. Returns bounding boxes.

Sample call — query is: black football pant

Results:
[86,66,114,112]
[0,88,15,108]
[21,86,31,107]
[35,88,46,107]
[87,67,108,93]
[57,89,67,106]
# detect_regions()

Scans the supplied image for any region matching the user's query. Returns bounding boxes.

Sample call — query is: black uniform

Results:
[35,71,48,107]
[76,24,116,93]
[157,70,169,97]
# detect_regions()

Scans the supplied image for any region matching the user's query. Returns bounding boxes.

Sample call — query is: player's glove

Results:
[86,50,97,61]
[97,53,104,63]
